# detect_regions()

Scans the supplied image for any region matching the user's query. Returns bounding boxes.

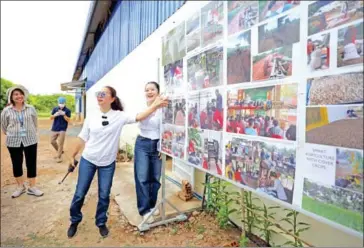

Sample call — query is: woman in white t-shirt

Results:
[134,82,164,224]
[66,86,167,238]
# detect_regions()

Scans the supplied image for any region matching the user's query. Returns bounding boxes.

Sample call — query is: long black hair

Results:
[105,86,124,111]
[145,81,160,93]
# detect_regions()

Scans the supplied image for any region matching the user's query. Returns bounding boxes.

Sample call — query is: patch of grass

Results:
[37,112,51,118]
[302,195,363,232]
[196,225,206,235]
[170,225,179,235]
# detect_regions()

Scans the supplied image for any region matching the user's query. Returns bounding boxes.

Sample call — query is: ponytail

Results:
[111,96,124,111]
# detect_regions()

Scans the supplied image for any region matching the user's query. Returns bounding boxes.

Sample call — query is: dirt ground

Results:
[1,119,252,247]
[306,119,363,149]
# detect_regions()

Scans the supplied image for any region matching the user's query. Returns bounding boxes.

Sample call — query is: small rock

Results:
[189,217,196,223]
[134,227,138,231]
[192,210,200,217]
[196,234,204,240]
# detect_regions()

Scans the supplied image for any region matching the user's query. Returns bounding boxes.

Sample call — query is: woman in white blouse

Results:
[134,81,163,224]
[67,86,167,238]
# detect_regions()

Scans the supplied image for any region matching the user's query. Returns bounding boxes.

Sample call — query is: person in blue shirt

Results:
[50,97,71,163]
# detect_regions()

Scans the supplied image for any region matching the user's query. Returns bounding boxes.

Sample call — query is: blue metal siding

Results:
[119,1,129,61]
[128,1,142,53]
[83,0,185,91]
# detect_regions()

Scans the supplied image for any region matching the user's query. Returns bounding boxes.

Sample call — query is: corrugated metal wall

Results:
[84,0,185,90]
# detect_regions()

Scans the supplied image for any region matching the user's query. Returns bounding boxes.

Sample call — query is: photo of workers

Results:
[337,22,363,68]
[253,46,292,81]
[259,0,300,22]
[306,72,363,106]
[307,33,330,71]
[306,106,363,150]
[228,1,258,36]
[186,11,201,53]
[162,99,173,124]
[173,97,186,126]
[335,148,363,194]
[172,126,186,159]
[225,136,296,203]
[164,59,184,94]
[201,1,224,47]
[308,1,364,36]
[258,10,300,53]
[187,45,224,91]
[227,30,251,85]
[161,124,173,155]
[226,84,298,141]
[188,89,224,131]
[162,21,186,66]
[187,128,206,167]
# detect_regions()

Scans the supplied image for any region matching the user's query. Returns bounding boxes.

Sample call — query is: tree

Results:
[0,78,15,111]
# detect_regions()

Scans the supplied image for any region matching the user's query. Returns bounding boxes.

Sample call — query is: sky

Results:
[1,1,91,95]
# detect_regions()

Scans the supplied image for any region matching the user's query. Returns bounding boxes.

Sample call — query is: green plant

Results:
[280,209,311,247]
[255,204,280,246]
[239,233,250,247]
[243,191,260,235]
[196,225,206,234]
[216,181,239,229]
[202,177,220,214]
[125,144,134,160]
[170,225,179,235]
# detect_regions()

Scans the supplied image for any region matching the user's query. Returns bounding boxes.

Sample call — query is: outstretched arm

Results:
[135,96,168,122]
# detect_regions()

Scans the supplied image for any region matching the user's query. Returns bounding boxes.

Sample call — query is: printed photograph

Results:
[164,59,184,94]
[307,33,330,71]
[228,1,258,36]
[308,1,364,36]
[187,46,224,90]
[258,10,300,53]
[161,124,173,155]
[253,46,293,81]
[335,148,363,194]
[172,125,186,159]
[186,11,201,53]
[162,21,186,66]
[302,178,363,232]
[306,72,363,106]
[202,130,223,175]
[259,0,300,22]
[187,128,206,167]
[201,1,224,47]
[188,89,224,131]
[173,97,186,126]
[225,137,296,203]
[306,106,363,150]
[227,30,251,85]
[337,22,364,68]
[162,99,173,124]
[227,84,298,141]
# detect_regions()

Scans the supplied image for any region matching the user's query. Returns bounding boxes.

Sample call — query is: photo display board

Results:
[160,0,363,236]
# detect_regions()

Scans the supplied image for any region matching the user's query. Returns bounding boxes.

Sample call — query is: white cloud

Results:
[1,1,90,95]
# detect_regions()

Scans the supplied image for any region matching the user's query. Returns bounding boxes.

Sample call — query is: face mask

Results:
[58,104,65,108]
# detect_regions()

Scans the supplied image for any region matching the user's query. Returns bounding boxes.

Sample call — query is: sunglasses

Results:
[95,91,110,98]
[102,115,109,126]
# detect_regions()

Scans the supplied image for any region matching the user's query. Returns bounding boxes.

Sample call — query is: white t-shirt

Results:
[78,109,136,166]
[139,108,161,140]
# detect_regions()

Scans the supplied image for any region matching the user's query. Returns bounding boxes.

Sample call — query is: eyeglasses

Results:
[95,91,109,98]
[102,115,109,126]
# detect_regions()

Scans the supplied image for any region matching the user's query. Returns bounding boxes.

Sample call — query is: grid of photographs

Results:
[160,1,364,234]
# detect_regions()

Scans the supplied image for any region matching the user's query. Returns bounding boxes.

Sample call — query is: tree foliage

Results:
[1,78,75,114]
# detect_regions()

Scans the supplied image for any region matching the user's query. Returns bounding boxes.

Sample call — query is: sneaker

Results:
[98,225,109,237]
[142,212,155,224]
[152,207,160,216]
[67,223,78,238]
[27,187,44,197]
[11,185,26,198]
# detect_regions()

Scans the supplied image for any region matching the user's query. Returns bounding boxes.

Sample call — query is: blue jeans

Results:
[134,135,162,216]
[70,157,115,227]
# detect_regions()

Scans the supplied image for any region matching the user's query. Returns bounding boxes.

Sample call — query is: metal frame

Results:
[137,154,188,232]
